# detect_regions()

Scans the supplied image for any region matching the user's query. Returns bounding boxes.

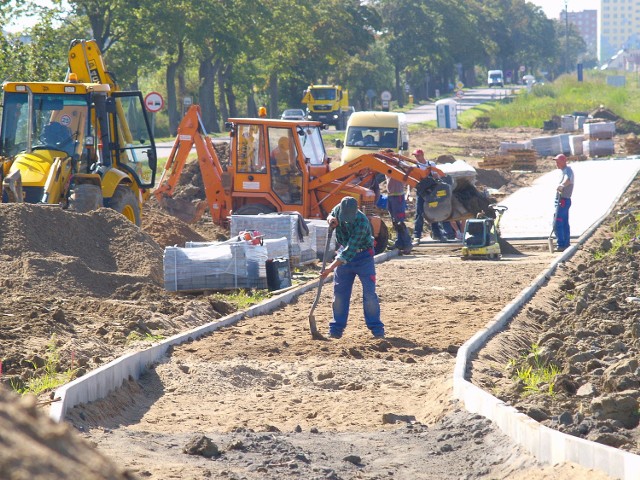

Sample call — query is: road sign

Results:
[366,89,376,99]
[456,81,464,89]
[519,65,526,73]
[183,96,192,106]
[144,92,164,113]
[381,90,392,101]
[456,90,464,99]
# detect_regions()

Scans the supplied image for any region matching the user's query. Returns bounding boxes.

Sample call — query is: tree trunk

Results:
[216,60,228,123]
[166,41,184,136]
[268,72,278,119]
[223,64,238,118]
[394,64,403,109]
[198,57,220,133]
[247,94,258,118]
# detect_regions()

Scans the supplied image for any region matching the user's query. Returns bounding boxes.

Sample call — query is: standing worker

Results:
[385,173,413,254]
[410,149,452,242]
[320,196,385,339]
[553,154,574,252]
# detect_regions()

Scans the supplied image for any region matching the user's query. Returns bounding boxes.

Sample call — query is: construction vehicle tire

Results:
[235,204,276,215]
[372,220,389,255]
[110,186,141,226]
[68,184,103,213]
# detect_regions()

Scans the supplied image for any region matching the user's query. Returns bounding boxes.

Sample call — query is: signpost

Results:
[144,92,164,136]
[381,90,392,111]
[144,92,164,113]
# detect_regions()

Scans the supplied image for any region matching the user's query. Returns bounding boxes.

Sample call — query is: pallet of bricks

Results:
[477,154,515,170]
[583,121,615,157]
[509,149,538,171]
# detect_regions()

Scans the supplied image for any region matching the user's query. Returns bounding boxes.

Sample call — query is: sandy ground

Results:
[1,123,630,479]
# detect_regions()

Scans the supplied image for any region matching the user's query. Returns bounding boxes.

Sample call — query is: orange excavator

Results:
[153,105,483,252]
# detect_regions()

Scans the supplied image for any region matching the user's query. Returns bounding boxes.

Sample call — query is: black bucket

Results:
[266,258,292,291]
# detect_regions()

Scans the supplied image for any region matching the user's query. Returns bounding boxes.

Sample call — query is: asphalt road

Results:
[404,86,516,124]
[154,87,516,158]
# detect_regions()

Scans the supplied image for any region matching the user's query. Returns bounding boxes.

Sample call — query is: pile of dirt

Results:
[0,386,133,479]
[0,203,163,294]
[0,203,229,395]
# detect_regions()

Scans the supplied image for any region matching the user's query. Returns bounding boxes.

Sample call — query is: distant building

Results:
[599,0,640,65]
[560,9,597,59]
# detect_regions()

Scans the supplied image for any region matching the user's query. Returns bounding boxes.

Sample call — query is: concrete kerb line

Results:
[453,163,640,479]
[50,248,399,422]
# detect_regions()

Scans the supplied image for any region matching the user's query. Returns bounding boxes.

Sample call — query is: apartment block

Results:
[599,0,640,63]
[561,9,598,59]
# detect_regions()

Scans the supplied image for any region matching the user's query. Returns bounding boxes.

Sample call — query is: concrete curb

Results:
[50,248,398,422]
[453,167,640,479]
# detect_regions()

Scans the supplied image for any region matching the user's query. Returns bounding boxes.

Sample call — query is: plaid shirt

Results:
[330,204,373,263]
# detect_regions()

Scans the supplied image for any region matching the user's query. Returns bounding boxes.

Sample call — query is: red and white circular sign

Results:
[144,92,164,113]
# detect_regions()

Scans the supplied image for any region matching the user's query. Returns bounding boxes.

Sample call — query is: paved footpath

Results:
[498,157,640,239]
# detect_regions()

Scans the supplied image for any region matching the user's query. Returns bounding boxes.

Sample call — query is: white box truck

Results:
[488,70,504,87]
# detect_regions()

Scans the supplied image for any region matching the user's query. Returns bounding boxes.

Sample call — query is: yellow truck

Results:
[301,84,352,130]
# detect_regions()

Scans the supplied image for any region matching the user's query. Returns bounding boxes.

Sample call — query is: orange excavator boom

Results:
[153,105,232,224]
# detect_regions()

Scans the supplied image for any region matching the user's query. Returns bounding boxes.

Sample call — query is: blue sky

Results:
[527,0,599,19]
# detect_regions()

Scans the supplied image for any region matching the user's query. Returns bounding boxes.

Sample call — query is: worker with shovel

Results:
[320,196,385,339]
[553,154,574,252]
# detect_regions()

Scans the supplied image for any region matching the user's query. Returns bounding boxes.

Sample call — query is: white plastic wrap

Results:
[164,242,268,292]
[498,140,532,154]
[583,139,615,158]
[584,122,615,139]
[531,135,563,157]
[230,213,316,266]
[569,135,584,156]
[306,219,336,261]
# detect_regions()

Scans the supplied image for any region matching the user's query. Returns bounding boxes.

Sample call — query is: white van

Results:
[336,111,409,164]
[488,70,504,87]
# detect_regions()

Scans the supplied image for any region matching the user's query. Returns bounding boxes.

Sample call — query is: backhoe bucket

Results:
[158,197,207,224]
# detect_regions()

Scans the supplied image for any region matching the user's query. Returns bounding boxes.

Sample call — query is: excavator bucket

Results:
[158,197,208,224]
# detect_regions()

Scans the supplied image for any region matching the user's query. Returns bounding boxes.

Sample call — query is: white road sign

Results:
[144,92,164,113]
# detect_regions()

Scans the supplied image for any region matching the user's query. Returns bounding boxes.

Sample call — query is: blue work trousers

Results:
[330,250,384,337]
[555,198,571,248]
[414,196,425,238]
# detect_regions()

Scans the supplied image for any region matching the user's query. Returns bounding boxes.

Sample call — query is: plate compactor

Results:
[461,204,508,260]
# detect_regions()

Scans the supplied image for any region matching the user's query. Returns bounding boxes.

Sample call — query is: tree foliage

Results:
[1,0,585,134]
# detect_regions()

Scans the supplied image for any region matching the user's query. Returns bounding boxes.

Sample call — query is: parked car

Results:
[280,108,306,120]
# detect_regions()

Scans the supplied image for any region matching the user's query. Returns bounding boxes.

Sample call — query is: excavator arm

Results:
[153,105,232,224]
[309,151,444,191]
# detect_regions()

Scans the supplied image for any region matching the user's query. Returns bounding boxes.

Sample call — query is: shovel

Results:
[548,193,560,253]
[308,226,335,340]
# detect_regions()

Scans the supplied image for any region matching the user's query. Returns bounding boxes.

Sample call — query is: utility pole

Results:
[565,1,569,73]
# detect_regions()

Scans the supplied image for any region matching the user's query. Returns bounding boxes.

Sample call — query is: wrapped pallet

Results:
[186,237,290,262]
[584,121,615,140]
[164,241,268,292]
[557,134,572,155]
[574,116,587,130]
[583,139,615,158]
[569,135,584,155]
[498,140,532,154]
[531,135,563,157]
[561,115,575,131]
[306,219,336,260]
[230,213,316,266]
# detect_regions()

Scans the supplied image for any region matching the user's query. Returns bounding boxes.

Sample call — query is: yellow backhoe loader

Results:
[0,39,157,225]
